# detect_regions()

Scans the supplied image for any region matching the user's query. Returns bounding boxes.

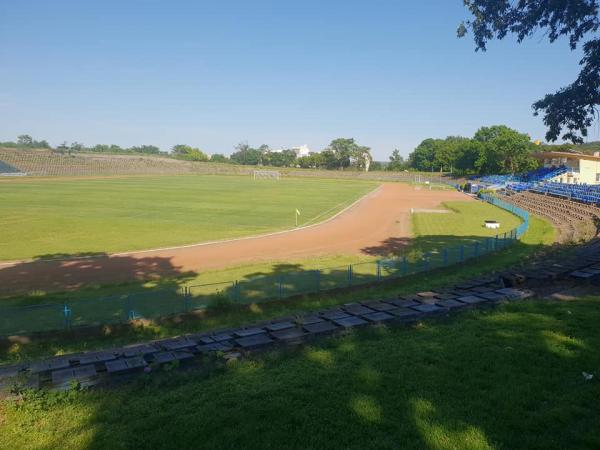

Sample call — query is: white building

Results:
[535,151,600,185]
[271,144,314,158]
[292,144,312,158]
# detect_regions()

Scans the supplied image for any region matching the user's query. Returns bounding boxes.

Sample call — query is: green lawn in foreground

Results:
[2,295,598,449]
[0,175,376,261]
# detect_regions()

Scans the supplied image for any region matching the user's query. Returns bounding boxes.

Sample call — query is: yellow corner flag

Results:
[295,208,300,227]
[296,208,301,216]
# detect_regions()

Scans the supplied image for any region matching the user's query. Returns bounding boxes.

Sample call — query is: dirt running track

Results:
[0,183,470,295]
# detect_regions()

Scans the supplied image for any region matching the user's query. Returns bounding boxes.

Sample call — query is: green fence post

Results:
[376,260,381,281]
[503,232,507,247]
[278,276,284,299]
[348,265,353,287]
[402,256,408,276]
[182,286,188,313]
[443,248,448,266]
[474,241,479,257]
[126,295,133,321]
[233,281,240,303]
[63,303,71,330]
[315,270,321,292]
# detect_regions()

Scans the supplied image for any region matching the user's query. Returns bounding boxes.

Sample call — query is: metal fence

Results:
[0,195,529,336]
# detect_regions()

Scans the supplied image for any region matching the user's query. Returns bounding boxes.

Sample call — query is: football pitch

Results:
[0,175,377,261]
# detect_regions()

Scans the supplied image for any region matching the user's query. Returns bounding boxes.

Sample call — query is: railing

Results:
[0,195,530,336]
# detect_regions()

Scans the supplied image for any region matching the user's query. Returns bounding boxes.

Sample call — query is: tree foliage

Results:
[228,138,373,171]
[210,153,230,163]
[171,144,209,161]
[230,143,266,165]
[264,149,297,167]
[0,134,51,149]
[407,125,538,175]
[322,138,372,171]
[386,149,408,171]
[459,0,600,143]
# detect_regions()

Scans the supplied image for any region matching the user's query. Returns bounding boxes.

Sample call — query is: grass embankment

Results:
[1,295,598,449]
[0,175,376,261]
[0,208,555,362]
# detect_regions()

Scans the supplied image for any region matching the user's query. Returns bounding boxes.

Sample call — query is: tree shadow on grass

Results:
[361,233,524,259]
[17,298,597,449]
[0,252,198,349]
[0,252,196,297]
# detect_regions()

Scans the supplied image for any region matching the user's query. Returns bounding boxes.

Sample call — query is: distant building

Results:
[534,151,600,185]
[292,144,312,158]
[271,144,314,158]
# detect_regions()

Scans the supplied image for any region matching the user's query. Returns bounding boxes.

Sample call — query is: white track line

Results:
[0,185,382,267]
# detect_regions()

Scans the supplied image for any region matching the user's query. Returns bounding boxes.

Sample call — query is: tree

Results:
[17,135,33,146]
[320,149,340,169]
[171,144,209,162]
[370,161,384,171]
[352,145,372,171]
[35,140,51,149]
[265,149,297,167]
[473,125,538,174]
[459,1,600,143]
[70,141,84,151]
[128,145,161,154]
[454,140,482,174]
[230,142,264,165]
[297,153,325,168]
[322,138,373,170]
[408,138,440,171]
[387,149,408,171]
[210,153,229,163]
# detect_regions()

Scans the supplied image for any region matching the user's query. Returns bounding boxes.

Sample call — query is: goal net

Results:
[253,170,280,180]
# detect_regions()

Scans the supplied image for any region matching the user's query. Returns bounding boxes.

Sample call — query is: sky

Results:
[0,0,595,160]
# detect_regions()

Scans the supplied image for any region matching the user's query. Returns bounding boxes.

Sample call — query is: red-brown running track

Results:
[0,183,470,295]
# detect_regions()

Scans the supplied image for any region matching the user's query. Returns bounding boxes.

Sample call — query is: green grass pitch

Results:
[0,175,377,261]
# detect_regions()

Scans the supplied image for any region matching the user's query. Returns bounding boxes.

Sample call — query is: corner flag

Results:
[296,209,301,216]
[295,208,300,227]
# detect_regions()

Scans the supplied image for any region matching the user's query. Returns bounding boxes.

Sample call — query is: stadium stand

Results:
[530,182,600,205]
[525,166,568,183]
[479,174,519,185]
[481,166,568,188]
[505,182,534,192]
[0,159,22,175]
[500,190,600,242]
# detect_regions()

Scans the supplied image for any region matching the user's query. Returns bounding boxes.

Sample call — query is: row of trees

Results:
[0,135,375,170]
[402,125,539,175]
[8,128,585,176]
[221,138,374,170]
[0,134,51,149]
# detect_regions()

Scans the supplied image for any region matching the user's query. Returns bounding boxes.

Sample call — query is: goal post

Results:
[253,170,280,180]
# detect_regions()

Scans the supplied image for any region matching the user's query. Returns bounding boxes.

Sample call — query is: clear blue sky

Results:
[0,0,592,160]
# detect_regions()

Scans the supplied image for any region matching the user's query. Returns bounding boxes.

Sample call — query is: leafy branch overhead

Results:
[458,0,600,143]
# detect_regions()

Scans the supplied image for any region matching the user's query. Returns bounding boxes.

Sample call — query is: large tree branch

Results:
[460,0,600,50]
[533,38,600,142]
[459,1,600,142]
